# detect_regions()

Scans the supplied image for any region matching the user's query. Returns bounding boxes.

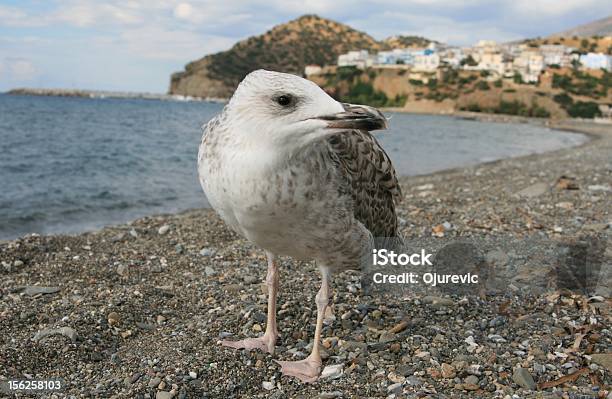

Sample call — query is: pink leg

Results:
[221,252,279,354]
[275,268,331,383]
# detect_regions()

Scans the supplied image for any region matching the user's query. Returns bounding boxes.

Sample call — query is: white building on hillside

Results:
[459,40,508,76]
[478,52,506,76]
[304,65,322,76]
[439,47,464,68]
[376,48,415,65]
[580,53,612,70]
[513,50,545,82]
[337,50,376,68]
[539,44,572,66]
[413,52,440,71]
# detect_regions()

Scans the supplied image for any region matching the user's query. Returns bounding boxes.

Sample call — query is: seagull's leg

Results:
[261,252,280,349]
[276,267,331,383]
[220,252,279,354]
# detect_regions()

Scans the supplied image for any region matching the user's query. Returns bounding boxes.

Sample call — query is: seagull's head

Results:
[225,69,388,149]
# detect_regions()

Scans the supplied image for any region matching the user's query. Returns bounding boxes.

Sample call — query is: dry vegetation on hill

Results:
[170,15,383,98]
[382,35,435,49]
[169,15,434,98]
[525,36,612,55]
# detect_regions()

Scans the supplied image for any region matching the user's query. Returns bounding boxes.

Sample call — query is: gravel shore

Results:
[1,118,610,398]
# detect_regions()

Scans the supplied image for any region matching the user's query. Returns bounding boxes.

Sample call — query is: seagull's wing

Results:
[327,130,402,237]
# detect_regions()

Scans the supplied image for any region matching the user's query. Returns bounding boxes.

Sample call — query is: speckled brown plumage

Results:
[327,130,402,238]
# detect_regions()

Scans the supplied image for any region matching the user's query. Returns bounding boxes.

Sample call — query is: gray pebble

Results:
[488,316,506,327]
[487,334,507,343]
[396,364,413,377]
[379,331,396,343]
[200,248,214,256]
[149,377,161,388]
[129,373,141,384]
[33,326,78,343]
[116,264,128,276]
[319,392,343,399]
[515,182,548,198]
[110,233,125,242]
[464,375,479,385]
[387,382,402,394]
[405,376,423,386]
[24,286,60,296]
[320,364,343,379]
[512,367,536,390]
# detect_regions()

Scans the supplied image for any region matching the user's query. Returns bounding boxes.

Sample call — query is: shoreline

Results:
[0,115,598,244]
[398,117,602,181]
[6,90,611,126]
[3,89,226,103]
[383,106,612,126]
[0,118,610,397]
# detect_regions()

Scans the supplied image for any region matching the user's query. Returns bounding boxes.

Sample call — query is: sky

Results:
[0,0,610,93]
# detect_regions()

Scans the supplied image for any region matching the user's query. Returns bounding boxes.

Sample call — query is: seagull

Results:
[197,69,401,382]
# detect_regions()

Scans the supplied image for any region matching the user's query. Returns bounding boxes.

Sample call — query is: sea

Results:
[0,94,588,240]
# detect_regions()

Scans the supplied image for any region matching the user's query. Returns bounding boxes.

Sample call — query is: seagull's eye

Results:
[275,95,293,107]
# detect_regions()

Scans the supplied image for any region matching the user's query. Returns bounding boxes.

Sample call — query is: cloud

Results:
[0,5,47,27]
[168,1,253,28]
[0,57,39,83]
[510,0,604,17]
[51,1,145,27]
[173,2,193,20]
[348,11,525,45]
[1,0,610,92]
[0,1,155,28]
[116,26,235,60]
[0,5,27,23]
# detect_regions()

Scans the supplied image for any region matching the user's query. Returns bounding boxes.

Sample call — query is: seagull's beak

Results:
[316,103,388,131]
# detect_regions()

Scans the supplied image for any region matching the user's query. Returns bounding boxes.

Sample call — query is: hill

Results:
[169,15,386,98]
[382,35,434,49]
[549,15,612,38]
[524,36,612,54]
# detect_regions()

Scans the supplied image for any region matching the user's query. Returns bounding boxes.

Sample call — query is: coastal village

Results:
[312,39,611,82]
[304,36,612,119]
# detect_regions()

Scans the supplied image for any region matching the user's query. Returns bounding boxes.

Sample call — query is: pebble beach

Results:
[0,118,610,398]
